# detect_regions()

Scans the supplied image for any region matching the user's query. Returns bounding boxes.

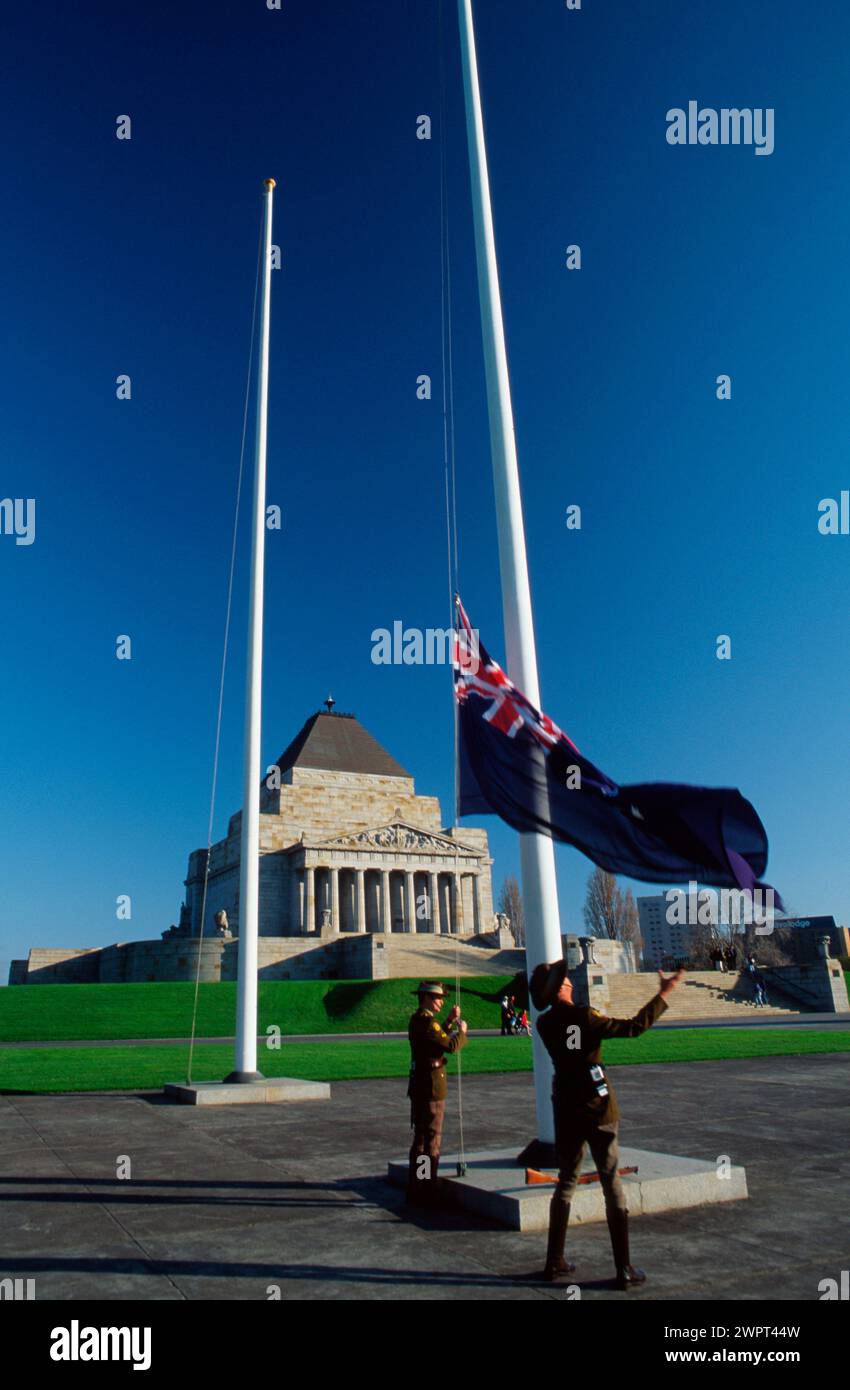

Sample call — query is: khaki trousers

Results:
[552,1113,628,1213]
[408,1097,445,1190]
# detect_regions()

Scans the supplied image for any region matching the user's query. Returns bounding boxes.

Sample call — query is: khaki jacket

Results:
[536,994,668,1125]
[407,1006,468,1103]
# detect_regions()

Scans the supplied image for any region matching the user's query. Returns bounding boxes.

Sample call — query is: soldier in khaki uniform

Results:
[406,981,468,1207]
[531,959,683,1289]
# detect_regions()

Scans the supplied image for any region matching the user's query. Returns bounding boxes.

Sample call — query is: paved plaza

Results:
[0,1053,845,1300]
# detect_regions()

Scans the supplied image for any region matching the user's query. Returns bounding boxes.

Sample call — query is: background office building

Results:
[638,894,698,968]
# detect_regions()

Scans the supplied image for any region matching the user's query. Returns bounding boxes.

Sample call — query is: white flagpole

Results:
[457,0,563,1144]
[231,177,276,1081]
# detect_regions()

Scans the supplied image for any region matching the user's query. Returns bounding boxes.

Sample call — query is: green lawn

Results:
[1,1028,848,1094]
[0,977,513,1043]
[3,973,847,1047]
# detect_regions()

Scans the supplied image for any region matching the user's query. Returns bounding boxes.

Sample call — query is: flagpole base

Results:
[389,1144,748,1229]
[164,1076,329,1106]
[516,1138,558,1169]
[222,1069,265,1084]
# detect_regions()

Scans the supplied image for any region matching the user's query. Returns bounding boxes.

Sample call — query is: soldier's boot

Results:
[607,1207,646,1290]
[542,1194,576,1281]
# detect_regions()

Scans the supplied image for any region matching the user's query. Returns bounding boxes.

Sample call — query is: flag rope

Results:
[186,210,263,1084]
[439,0,466,1177]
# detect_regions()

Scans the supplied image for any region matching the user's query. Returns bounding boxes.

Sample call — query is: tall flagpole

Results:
[229,177,276,1082]
[457,1,563,1144]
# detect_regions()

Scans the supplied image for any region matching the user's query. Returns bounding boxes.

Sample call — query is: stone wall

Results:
[761,958,849,1012]
[9,932,525,985]
[567,960,848,1019]
[21,948,101,985]
[260,766,436,830]
[246,935,383,982]
[99,940,230,985]
[562,936,637,973]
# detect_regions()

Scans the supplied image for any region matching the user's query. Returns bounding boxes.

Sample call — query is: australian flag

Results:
[454,598,781,902]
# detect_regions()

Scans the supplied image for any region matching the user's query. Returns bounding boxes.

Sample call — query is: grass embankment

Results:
[2,1028,848,1095]
[4,974,847,1046]
[0,977,513,1043]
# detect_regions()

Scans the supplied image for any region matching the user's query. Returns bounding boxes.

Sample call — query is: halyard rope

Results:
[186,210,263,1083]
[439,0,466,1175]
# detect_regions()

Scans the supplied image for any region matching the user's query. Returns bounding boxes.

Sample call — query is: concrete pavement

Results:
[0,1052,846,1300]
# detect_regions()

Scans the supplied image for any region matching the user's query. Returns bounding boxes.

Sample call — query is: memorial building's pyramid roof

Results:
[273,711,411,780]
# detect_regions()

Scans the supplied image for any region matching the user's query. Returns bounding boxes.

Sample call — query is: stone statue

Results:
[492,912,515,948]
[214,910,233,940]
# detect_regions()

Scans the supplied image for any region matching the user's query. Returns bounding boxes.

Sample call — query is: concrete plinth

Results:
[388,1145,747,1231]
[164,1077,331,1106]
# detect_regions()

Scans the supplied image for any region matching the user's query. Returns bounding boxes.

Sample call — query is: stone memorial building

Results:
[183,706,495,940]
[10,707,518,984]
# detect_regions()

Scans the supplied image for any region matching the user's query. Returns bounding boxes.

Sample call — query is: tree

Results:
[679,900,793,970]
[582,867,642,951]
[498,876,526,947]
[688,920,726,968]
[621,887,641,948]
[735,921,793,967]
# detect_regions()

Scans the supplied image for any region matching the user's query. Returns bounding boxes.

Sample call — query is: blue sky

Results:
[1,0,848,981]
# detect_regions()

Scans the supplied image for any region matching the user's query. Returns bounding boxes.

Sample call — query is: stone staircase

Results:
[607,970,805,1021]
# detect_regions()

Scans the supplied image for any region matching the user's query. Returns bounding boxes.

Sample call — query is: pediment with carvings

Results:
[317,821,481,857]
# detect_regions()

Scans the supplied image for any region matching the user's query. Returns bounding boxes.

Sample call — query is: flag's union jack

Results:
[454,597,580,755]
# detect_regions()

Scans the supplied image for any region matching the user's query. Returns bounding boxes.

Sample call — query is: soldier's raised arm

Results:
[583,968,684,1040]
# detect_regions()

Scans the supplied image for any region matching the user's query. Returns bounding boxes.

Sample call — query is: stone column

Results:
[331,868,340,933]
[356,868,366,933]
[461,874,474,935]
[452,873,464,935]
[429,871,440,934]
[290,869,302,935]
[405,870,416,934]
[382,870,392,934]
[373,873,382,933]
[305,866,315,934]
[471,874,480,935]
